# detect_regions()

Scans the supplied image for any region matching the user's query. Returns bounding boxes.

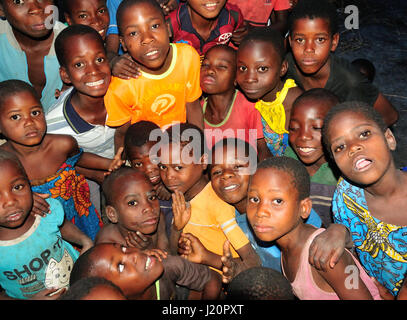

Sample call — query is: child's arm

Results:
[186,100,204,131]
[59,219,94,254]
[373,93,399,126]
[114,121,132,153]
[169,191,191,254]
[76,147,125,173]
[257,138,272,162]
[109,53,142,80]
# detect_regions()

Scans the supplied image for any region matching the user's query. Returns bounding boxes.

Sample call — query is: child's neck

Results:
[234,196,247,214]
[0,213,36,241]
[70,91,107,126]
[295,57,331,90]
[261,80,284,103]
[187,6,218,41]
[184,174,209,202]
[276,222,314,256]
[305,157,327,177]
[364,162,405,199]
[12,27,54,53]
[205,88,236,124]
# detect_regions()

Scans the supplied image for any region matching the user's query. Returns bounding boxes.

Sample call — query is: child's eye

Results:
[333,144,345,153]
[13,0,24,5]
[31,110,42,117]
[98,8,107,14]
[217,65,228,70]
[312,126,322,131]
[78,14,87,19]
[128,200,138,206]
[118,263,124,273]
[211,169,221,176]
[13,183,25,191]
[258,66,268,72]
[129,31,138,37]
[249,197,260,204]
[132,161,142,167]
[174,165,182,171]
[294,37,304,44]
[74,62,84,68]
[10,114,21,120]
[96,57,105,63]
[149,195,157,201]
[152,23,160,29]
[316,37,326,43]
[158,164,166,170]
[272,199,283,205]
[360,130,371,138]
[288,126,298,132]
[238,66,247,72]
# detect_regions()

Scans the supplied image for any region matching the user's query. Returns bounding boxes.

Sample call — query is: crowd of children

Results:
[0,0,405,301]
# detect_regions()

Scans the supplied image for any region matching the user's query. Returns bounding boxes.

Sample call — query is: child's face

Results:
[236,41,287,101]
[119,2,171,73]
[0,160,33,230]
[89,243,164,298]
[187,0,227,20]
[0,91,46,147]
[64,0,109,40]
[288,98,331,169]
[246,167,309,242]
[0,0,54,38]
[107,172,160,235]
[200,46,236,95]
[289,17,339,75]
[158,142,207,197]
[59,34,111,98]
[210,145,251,207]
[327,111,396,186]
[127,142,161,186]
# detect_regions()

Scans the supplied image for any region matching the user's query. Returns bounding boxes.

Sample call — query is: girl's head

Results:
[69,243,164,299]
[236,28,287,102]
[209,138,257,212]
[0,150,33,231]
[102,167,160,236]
[0,80,46,147]
[322,101,395,186]
[246,157,312,243]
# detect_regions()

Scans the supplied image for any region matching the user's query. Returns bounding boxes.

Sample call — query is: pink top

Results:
[281,228,382,300]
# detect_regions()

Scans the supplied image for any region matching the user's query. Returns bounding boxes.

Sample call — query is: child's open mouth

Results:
[354,158,373,171]
[86,79,105,87]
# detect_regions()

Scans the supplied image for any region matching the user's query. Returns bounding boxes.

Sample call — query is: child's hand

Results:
[31,192,50,217]
[171,191,191,231]
[144,248,168,261]
[155,183,171,201]
[111,53,142,80]
[105,147,125,175]
[221,240,238,284]
[79,238,94,256]
[178,232,206,264]
[308,224,348,271]
[232,21,249,46]
[125,230,153,250]
[159,0,178,15]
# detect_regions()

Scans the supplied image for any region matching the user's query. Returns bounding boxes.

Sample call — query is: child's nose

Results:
[304,39,315,53]
[348,142,363,157]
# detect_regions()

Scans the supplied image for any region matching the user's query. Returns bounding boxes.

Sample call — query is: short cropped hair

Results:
[117,0,164,35]
[0,80,40,111]
[69,246,100,285]
[55,24,105,68]
[124,120,160,156]
[321,101,387,156]
[293,88,339,109]
[0,149,29,179]
[256,156,310,201]
[239,27,286,61]
[288,0,339,36]
[226,266,295,300]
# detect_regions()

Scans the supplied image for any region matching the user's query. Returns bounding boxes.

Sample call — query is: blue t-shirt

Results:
[0,198,79,299]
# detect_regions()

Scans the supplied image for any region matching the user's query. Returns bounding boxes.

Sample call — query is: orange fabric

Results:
[104,43,202,129]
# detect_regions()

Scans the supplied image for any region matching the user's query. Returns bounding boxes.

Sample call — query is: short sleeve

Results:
[216,207,250,251]
[42,198,65,227]
[274,0,291,11]
[183,45,203,103]
[331,178,351,229]
[106,0,120,35]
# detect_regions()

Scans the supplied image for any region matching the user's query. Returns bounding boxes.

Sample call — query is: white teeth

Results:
[145,256,151,270]
[146,50,158,56]
[355,158,371,170]
[299,147,315,153]
[86,79,104,87]
[205,3,217,7]
[224,185,238,190]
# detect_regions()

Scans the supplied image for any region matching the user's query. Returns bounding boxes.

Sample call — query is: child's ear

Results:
[105,205,119,224]
[299,197,312,220]
[330,32,340,52]
[200,153,208,170]
[0,3,4,18]
[119,36,128,52]
[384,128,397,151]
[59,67,72,85]
[279,59,289,78]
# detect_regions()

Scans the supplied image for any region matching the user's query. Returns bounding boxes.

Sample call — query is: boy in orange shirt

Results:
[104,0,203,151]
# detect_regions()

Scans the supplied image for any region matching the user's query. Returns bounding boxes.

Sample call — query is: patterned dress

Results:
[332,177,407,296]
[31,150,103,240]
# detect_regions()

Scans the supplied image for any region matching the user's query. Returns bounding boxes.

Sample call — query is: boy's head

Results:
[351,58,376,83]
[117,0,171,73]
[246,156,311,243]
[321,101,395,187]
[124,121,162,186]
[186,0,227,21]
[226,266,295,300]
[55,24,111,98]
[0,0,54,39]
[200,44,237,95]
[0,149,33,231]
[236,28,287,101]
[63,0,109,40]
[158,123,208,198]
[288,88,339,171]
[210,138,257,209]
[59,276,126,300]
[0,80,46,147]
[70,243,164,298]
[102,167,160,235]
[288,0,339,76]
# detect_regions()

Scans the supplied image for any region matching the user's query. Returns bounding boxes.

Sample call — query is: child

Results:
[62,0,110,41]
[246,156,381,300]
[236,27,303,156]
[166,0,246,57]
[124,121,173,239]
[0,150,93,300]
[0,0,66,112]
[321,101,407,296]
[104,0,204,151]
[157,123,261,280]
[200,44,271,161]
[0,80,123,240]
[69,243,222,300]
[95,167,169,253]
[286,88,340,227]
[286,0,398,126]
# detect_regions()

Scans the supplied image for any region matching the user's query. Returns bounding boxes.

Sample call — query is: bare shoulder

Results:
[95,224,124,245]
[285,86,303,109]
[45,133,78,154]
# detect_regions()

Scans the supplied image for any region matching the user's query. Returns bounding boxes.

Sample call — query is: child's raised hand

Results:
[143,248,168,262]
[105,147,125,175]
[111,53,142,80]
[221,240,238,284]
[231,21,249,46]
[159,0,178,15]
[125,230,153,250]
[178,232,206,264]
[171,190,191,231]
[155,183,172,201]
[31,192,50,217]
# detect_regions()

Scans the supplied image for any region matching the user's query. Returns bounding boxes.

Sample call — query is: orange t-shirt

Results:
[104,43,202,129]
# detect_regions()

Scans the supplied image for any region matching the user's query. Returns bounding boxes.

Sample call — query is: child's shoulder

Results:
[284,83,303,110]
[44,133,78,153]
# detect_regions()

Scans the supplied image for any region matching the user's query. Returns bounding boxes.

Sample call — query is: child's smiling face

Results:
[187,0,227,20]
[326,110,396,186]
[289,17,339,75]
